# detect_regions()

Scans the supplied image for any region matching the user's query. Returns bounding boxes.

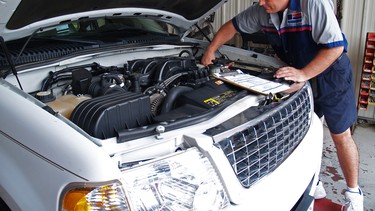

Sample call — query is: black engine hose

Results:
[160,86,194,114]
[178,50,193,58]
[102,74,124,87]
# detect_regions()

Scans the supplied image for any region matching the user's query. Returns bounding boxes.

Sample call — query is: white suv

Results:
[0,0,323,210]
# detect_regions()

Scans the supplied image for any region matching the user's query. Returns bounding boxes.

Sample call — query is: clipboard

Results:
[212,70,290,95]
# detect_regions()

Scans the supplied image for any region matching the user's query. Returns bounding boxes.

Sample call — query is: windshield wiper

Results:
[36,36,104,47]
[101,26,169,36]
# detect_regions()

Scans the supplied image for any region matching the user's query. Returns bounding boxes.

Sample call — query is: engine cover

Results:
[70,92,153,139]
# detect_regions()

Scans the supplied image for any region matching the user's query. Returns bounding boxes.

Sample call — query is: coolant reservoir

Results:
[47,94,91,119]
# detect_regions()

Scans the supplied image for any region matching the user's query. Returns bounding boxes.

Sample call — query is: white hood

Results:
[0,0,227,41]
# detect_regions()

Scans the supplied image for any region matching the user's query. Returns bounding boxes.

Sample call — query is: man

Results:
[201,0,363,210]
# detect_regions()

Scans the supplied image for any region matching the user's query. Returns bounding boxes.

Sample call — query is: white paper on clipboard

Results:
[213,70,290,95]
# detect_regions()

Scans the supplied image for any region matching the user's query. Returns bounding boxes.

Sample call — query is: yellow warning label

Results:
[204,98,221,107]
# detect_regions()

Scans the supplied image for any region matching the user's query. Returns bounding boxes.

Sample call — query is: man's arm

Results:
[274,46,344,82]
[201,20,238,66]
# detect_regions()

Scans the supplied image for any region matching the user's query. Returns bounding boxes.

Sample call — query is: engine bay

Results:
[34,53,279,141]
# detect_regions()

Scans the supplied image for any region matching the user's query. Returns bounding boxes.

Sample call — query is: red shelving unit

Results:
[358,32,375,110]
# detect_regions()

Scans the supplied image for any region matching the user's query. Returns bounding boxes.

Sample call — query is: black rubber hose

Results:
[160,86,194,114]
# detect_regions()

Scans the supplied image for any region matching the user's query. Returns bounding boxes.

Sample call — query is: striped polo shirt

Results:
[232,0,347,69]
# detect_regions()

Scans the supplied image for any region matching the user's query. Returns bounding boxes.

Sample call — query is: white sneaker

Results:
[314,180,327,199]
[344,188,364,211]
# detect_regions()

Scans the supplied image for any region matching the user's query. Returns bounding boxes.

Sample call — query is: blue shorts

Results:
[313,53,357,134]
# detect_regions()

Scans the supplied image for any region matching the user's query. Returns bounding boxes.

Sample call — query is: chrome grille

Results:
[214,85,312,188]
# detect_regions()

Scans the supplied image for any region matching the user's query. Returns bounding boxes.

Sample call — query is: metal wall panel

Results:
[212,0,257,46]
[212,1,256,29]
[341,0,375,120]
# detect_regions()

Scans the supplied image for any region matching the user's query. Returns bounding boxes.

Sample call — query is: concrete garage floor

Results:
[319,122,375,210]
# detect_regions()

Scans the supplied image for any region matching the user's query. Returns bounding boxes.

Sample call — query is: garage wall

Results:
[212,0,258,47]
[341,0,375,120]
[212,0,256,29]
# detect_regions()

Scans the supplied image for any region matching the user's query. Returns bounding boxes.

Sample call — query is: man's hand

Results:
[274,66,308,83]
[200,21,238,66]
[274,47,344,83]
[201,51,216,66]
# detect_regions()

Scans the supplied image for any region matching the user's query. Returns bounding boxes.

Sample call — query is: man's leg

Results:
[330,128,359,188]
[331,128,363,211]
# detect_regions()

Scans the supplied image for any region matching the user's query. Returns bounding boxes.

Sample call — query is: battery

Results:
[175,79,239,109]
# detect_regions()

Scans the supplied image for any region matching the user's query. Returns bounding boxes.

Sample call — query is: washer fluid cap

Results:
[36,90,56,103]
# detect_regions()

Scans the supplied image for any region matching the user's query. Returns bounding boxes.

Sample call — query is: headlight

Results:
[61,148,229,211]
[122,147,230,210]
[61,181,129,211]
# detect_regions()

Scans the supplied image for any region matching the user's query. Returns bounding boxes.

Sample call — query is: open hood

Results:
[0,0,227,41]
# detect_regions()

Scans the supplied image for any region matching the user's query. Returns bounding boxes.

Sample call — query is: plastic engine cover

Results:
[70,92,153,139]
